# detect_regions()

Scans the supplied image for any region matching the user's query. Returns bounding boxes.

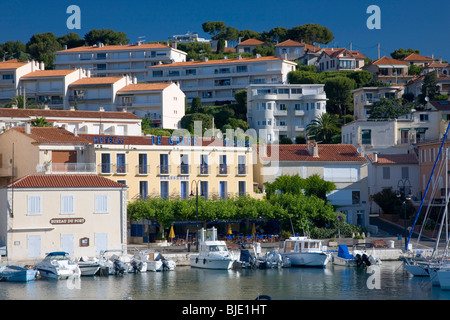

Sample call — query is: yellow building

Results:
[79,134,255,201]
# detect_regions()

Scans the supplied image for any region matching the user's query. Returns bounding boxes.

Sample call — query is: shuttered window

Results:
[28,195,42,215]
[61,195,74,214]
[94,195,108,213]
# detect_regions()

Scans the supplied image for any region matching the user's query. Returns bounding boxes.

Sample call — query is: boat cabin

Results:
[198,227,229,252]
[283,237,324,253]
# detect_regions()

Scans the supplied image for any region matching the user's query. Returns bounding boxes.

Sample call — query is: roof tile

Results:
[8,174,126,188]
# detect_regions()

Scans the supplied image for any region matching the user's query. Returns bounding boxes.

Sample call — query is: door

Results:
[95,233,108,256]
[61,234,74,255]
[28,235,41,258]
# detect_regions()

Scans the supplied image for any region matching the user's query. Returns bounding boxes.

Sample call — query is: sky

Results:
[1,0,449,61]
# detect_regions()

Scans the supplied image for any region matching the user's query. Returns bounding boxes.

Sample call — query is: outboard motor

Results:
[361,254,371,267]
[113,260,126,275]
[131,260,142,273]
[355,254,363,267]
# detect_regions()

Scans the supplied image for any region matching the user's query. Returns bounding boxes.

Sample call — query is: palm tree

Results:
[31,117,52,127]
[306,113,340,144]
[4,95,40,109]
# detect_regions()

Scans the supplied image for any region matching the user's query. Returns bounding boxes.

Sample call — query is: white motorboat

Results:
[133,250,175,272]
[35,252,81,280]
[190,227,235,270]
[280,236,330,268]
[77,257,101,276]
[332,244,382,267]
[97,250,133,275]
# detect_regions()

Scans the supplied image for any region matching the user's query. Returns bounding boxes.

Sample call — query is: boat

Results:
[437,267,450,290]
[280,236,331,268]
[332,244,382,267]
[99,250,134,275]
[34,252,81,280]
[0,265,37,282]
[133,250,175,272]
[76,257,101,276]
[190,227,235,270]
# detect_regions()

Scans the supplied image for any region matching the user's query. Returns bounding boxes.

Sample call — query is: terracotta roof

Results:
[0,59,28,70]
[57,43,172,53]
[371,56,409,66]
[10,127,91,144]
[236,39,267,46]
[425,63,449,68]
[259,144,367,162]
[149,56,289,68]
[21,70,77,78]
[401,53,435,61]
[0,108,141,120]
[321,48,366,59]
[367,153,418,164]
[275,39,302,47]
[7,174,126,188]
[117,83,172,92]
[70,77,123,86]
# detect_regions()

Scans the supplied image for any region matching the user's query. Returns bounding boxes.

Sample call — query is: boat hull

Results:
[332,255,356,267]
[190,255,234,270]
[404,264,429,277]
[281,252,330,268]
[0,266,37,282]
[79,264,101,276]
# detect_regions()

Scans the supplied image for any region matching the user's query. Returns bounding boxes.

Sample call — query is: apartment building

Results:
[116,82,185,129]
[404,72,450,98]
[363,56,414,85]
[400,53,436,67]
[20,68,88,109]
[253,143,371,230]
[274,40,320,61]
[53,43,187,82]
[146,55,297,105]
[0,59,43,106]
[0,174,127,261]
[352,86,404,120]
[317,48,366,72]
[0,107,142,135]
[246,84,327,143]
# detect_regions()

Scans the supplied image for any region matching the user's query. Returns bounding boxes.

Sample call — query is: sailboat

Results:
[403,122,450,282]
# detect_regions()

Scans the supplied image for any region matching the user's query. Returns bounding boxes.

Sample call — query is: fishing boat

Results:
[280,236,330,268]
[35,252,81,280]
[190,227,235,270]
[0,265,37,282]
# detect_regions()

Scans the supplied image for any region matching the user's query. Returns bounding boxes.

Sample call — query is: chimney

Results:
[86,69,91,78]
[373,152,378,163]
[44,104,49,110]
[202,57,209,62]
[133,76,137,84]
[63,45,68,50]
[281,53,288,60]
[40,61,45,70]
[25,122,31,134]
[256,53,262,59]
[99,106,104,112]
[307,143,319,157]
[74,128,78,136]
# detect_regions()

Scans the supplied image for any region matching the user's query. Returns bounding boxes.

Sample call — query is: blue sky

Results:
[1,0,449,60]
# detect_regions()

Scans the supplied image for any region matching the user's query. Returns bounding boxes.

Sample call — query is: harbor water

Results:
[1,261,449,300]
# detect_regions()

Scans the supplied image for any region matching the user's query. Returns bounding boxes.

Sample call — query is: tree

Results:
[324,76,356,116]
[26,32,62,69]
[31,117,51,127]
[303,174,335,201]
[4,96,40,109]
[268,27,288,43]
[279,137,293,144]
[368,98,412,119]
[287,24,334,45]
[202,21,227,39]
[84,29,129,46]
[264,174,305,199]
[190,96,203,113]
[295,135,306,144]
[253,45,275,57]
[306,113,340,144]
[180,113,213,133]
[419,71,440,103]
[390,48,420,60]
[57,32,85,49]
[0,40,30,61]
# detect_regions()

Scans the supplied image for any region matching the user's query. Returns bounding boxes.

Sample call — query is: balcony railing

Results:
[136,164,150,175]
[179,164,190,175]
[37,163,96,174]
[274,109,288,116]
[218,164,229,175]
[158,164,170,175]
[99,163,112,174]
[114,164,128,175]
[198,164,210,175]
[237,164,247,175]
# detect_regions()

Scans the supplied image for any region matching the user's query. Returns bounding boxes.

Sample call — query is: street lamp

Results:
[396,179,413,244]
[190,179,201,251]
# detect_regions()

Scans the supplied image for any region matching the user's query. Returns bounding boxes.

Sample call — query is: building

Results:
[246,84,327,143]
[172,32,210,44]
[253,143,371,230]
[0,107,142,135]
[352,86,404,120]
[78,134,256,203]
[53,43,188,82]
[20,68,88,109]
[0,174,127,262]
[400,53,436,67]
[363,56,414,85]
[0,59,43,106]
[235,39,269,54]
[317,48,366,72]
[404,72,450,98]
[422,62,450,76]
[147,55,297,105]
[116,82,185,129]
[274,40,320,61]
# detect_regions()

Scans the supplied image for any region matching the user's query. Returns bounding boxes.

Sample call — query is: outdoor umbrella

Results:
[169,225,175,241]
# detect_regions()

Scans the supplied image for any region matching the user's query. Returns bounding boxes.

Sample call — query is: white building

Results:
[172,32,209,44]
[247,84,327,143]
[0,174,128,262]
[53,43,188,82]
[116,82,185,129]
[352,86,404,120]
[317,48,366,72]
[147,55,297,105]
[0,59,44,106]
[274,40,320,61]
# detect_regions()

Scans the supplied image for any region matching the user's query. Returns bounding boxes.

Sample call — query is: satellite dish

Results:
[425,96,430,102]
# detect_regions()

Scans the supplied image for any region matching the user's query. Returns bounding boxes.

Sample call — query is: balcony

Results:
[276,125,288,132]
[136,164,150,175]
[113,164,128,175]
[295,126,305,132]
[158,164,170,175]
[99,163,112,175]
[37,163,96,174]
[198,164,210,176]
[274,109,288,116]
[218,164,229,175]
[294,110,305,116]
[236,164,247,176]
[179,164,190,175]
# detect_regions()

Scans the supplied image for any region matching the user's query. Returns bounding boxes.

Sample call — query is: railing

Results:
[37,163,96,173]
[236,165,247,175]
[294,110,304,116]
[158,165,170,175]
[179,164,190,175]
[218,164,229,175]
[99,163,112,174]
[198,165,210,175]
[274,109,288,116]
[136,165,150,175]
[113,164,128,175]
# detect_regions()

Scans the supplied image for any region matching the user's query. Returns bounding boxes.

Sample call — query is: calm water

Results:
[0,261,449,301]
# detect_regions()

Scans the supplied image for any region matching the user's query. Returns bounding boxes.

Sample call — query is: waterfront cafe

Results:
[79,132,259,244]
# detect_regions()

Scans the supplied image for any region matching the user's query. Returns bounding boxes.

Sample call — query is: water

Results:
[1,261,449,301]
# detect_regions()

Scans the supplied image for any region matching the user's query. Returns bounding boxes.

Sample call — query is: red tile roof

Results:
[321,48,366,59]
[0,59,28,70]
[275,40,321,52]
[70,77,124,86]
[149,56,288,68]
[21,70,77,78]
[8,174,126,188]
[11,127,91,144]
[0,108,141,120]
[236,39,266,46]
[259,144,367,162]
[57,43,171,53]
[371,56,409,66]
[367,153,418,164]
[118,83,172,92]
[401,53,435,62]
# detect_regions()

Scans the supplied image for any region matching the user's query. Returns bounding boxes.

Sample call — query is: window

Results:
[200,154,209,174]
[28,195,42,215]
[97,64,106,70]
[101,153,111,173]
[61,195,74,214]
[402,167,409,179]
[97,53,106,60]
[117,180,126,186]
[139,181,148,199]
[238,155,246,175]
[400,130,409,144]
[214,79,231,86]
[152,70,163,77]
[168,70,180,76]
[2,74,13,80]
[352,191,360,205]
[383,167,390,180]
[201,181,208,200]
[94,195,108,213]
[277,88,289,94]
[180,154,189,174]
[138,154,148,174]
[236,65,247,73]
[361,129,371,145]
[295,104,302,110]
[219,155,227,174]
[161,181,169,199]
[160,154,169,174]
[219,181,228,199]
[238,181,246,197]
[185,69,196,76]
[116,153,126,173]
[279,104,287,110]
[420,114,429,121]
[291,88,302,94]
[181,181,188,199]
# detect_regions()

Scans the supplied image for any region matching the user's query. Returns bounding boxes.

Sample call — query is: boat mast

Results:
[406,122,450,252]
